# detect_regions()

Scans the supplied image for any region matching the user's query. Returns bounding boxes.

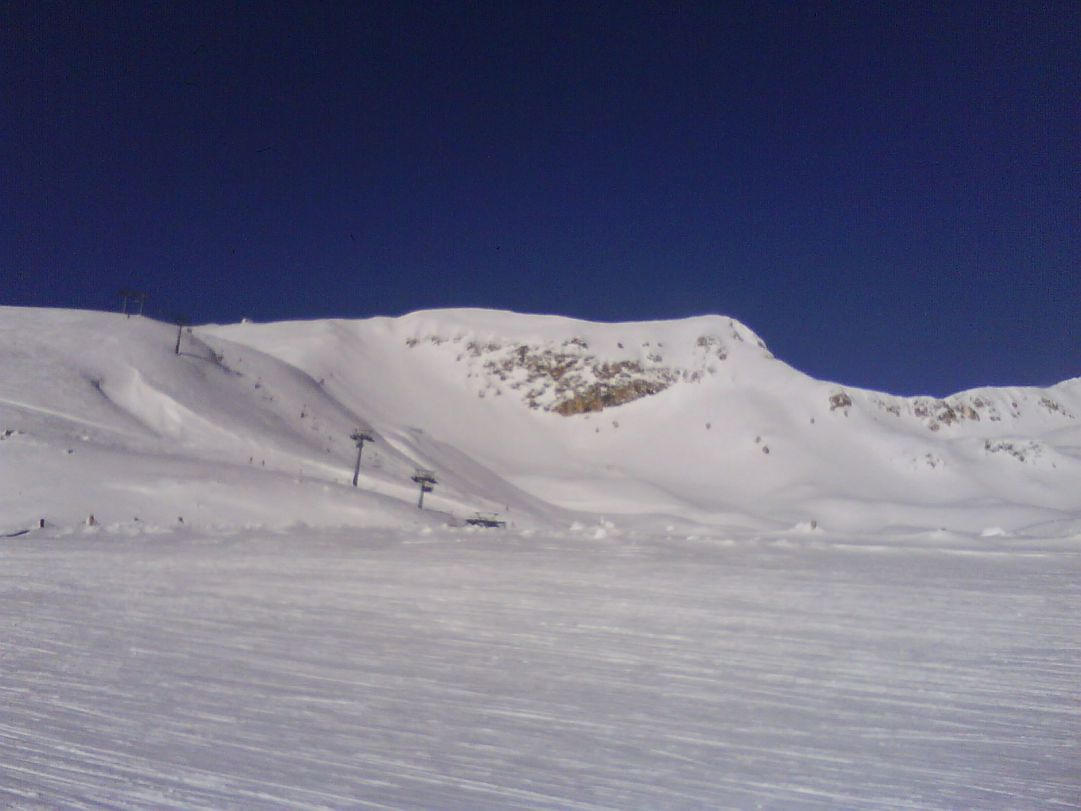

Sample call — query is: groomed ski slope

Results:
[1,305,1080,808]
[2,526,1079,809]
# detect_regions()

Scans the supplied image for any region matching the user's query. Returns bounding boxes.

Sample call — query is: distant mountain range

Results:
[2,306,1078,537]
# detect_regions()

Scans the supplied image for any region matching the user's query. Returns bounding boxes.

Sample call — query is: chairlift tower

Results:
[411,468,437,509]
[350,429,374,487]
[173,315,190,355]
[119,289,147,317]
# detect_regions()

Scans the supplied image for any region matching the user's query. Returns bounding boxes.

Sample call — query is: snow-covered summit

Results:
[3,305,1079,536]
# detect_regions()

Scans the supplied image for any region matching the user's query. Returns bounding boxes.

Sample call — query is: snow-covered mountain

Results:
[4,305,1081,809]
[3,305,1078,536]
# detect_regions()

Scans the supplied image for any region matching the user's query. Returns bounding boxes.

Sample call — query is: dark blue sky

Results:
[4,2,1078,396]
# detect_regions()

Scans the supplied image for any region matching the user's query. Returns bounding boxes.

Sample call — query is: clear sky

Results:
[4,2,1078,396]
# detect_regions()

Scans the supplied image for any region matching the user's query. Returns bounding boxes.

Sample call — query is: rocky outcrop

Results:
[829,391,853,411]
[552,377,675,416]
[405,330,736,415]
[841,389,1075,433]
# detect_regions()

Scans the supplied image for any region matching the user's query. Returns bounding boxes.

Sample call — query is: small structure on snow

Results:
[465,512,506,528]
[119,288,147,317]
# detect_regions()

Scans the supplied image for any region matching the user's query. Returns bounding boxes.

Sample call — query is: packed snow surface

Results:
[2,306,1080,807]
[3,526,1079,809]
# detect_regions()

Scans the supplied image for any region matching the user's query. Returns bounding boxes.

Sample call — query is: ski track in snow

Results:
[2,529,1079,809]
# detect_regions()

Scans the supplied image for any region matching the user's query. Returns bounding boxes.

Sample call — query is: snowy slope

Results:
[3,305,1079,535]
[0,307,558,533]
[209,307,1081,535]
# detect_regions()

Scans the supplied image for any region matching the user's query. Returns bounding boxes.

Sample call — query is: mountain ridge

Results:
[2,305,1078,536]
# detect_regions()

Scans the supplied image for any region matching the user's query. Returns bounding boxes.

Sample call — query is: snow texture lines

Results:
[2,530,1079,809]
